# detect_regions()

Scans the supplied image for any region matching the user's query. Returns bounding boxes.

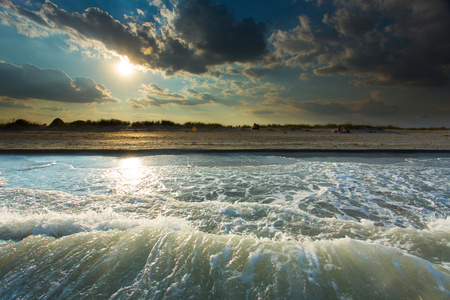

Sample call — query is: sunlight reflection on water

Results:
[107,157,147,194]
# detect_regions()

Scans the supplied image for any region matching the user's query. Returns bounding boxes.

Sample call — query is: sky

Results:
[0,0,449,127]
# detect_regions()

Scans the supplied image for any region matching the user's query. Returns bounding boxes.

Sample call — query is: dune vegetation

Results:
[0,118,448,131]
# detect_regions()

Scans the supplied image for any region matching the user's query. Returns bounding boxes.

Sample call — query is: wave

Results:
[0,209,191,241]
[1,154,449,298]
[1,211,449,299]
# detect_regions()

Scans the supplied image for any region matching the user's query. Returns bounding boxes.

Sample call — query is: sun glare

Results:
[120,157,142,180]
[117,58,133,76]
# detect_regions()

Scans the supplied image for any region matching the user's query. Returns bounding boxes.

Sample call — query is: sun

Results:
[117,58,134,76]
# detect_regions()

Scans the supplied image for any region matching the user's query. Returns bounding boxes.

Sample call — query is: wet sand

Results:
[0,127,449,152]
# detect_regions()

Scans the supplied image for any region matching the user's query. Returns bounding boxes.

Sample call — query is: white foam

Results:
[1,153,449,298]
[427,216,450,231]
[0,208,195,241]
[1,213,449,299]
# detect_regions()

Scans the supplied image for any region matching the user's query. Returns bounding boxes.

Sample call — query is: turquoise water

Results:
[0,153,449,299]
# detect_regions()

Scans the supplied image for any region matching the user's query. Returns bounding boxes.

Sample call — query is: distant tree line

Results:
[0,118,448,130]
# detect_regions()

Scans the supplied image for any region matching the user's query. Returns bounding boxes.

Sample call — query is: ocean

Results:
[0,152,449,299]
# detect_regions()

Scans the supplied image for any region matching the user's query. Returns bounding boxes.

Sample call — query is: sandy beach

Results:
[0,127,449,152]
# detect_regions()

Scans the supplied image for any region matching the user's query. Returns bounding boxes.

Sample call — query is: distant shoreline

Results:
[0,128,449,151]
[1,149,449,157]
[1,118,448,131]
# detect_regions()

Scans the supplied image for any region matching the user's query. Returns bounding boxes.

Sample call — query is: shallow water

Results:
[0,153,449,299]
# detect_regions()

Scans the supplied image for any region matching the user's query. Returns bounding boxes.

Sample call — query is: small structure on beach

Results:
[49,118,65,127]
[252,123,260,130]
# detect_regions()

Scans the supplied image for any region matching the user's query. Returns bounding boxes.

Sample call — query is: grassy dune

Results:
[0,118,448,131]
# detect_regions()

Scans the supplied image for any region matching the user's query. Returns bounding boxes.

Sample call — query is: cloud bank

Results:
[0,61,117,103]
[2,0,448,87]
[173,0,267,64]
[0,0,268,76]
[0,0,448,127]
[271,0,450,87]
[127,83,215,108]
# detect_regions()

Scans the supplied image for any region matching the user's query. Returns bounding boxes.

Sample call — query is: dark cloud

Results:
[3,0,448,88]
[270,15,337,69]
[0,62,117,103]
[156,36,208,74]
[39,2,155,65]
[271,0,450,87]
[173,0,267,64]
[15,4,49,27]
[1,0,268,75]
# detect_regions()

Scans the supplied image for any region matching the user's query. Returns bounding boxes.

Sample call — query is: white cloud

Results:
[127,83,215,108]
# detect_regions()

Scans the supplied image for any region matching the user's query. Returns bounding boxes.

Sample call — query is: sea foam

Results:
[0,153,449,299]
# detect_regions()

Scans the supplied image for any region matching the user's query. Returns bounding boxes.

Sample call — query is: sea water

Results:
[0,153,449,299]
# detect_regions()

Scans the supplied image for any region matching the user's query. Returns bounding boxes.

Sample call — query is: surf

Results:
[0,153,449,299]
[1,211,449,299]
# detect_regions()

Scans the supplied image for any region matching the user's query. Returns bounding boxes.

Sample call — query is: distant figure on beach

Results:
[332,127,350,133]
[252,123,260,130]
